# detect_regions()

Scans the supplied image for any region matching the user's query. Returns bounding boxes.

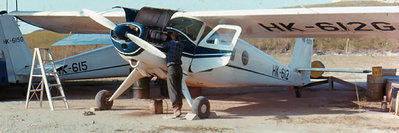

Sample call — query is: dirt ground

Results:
[1,55,399,133]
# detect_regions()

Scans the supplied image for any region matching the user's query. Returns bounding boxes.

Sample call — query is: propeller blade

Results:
[126,33,166,58]
[82,9,116,30]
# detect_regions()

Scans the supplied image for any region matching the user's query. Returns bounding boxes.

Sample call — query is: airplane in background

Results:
[0,15,131,84]
[8,6,399,118]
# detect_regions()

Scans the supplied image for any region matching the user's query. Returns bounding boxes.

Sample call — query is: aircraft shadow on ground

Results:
[201,83,373,119]
[1,80,131,101]
[2,80,377,119]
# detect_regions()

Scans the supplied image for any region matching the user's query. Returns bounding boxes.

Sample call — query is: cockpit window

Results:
[205,28,237,45]
[167,17,203,41]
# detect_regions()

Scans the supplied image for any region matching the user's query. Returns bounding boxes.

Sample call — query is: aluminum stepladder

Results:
[25,48,69,111]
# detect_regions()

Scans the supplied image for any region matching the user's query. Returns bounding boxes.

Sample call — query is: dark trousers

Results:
[167,64,183,108]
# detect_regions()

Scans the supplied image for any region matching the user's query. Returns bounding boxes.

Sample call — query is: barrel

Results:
[132,77,151,99]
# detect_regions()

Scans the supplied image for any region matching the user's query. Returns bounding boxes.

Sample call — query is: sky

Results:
[1,0,332,34]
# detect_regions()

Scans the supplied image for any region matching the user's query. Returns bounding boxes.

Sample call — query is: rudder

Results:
[0,15,33,83]
[288,38,314,84]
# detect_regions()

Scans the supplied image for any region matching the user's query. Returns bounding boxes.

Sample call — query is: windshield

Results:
[167,17,204,41]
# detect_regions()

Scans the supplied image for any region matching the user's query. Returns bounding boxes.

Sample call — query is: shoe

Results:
[173,106,182,117]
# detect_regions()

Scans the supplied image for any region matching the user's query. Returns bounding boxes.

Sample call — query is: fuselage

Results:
[112,13,309,88]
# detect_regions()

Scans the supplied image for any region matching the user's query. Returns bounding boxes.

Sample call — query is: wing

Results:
[52,34,112,46]
[10,6,399,38]
[8,11,125,33]
[181,6,399,38]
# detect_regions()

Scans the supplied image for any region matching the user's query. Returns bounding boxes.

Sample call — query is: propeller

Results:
[82,9,116,30]
[82,9,166,58]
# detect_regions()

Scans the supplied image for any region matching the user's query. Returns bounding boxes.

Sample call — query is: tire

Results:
[95,90,113,110]
[192,96,210,119]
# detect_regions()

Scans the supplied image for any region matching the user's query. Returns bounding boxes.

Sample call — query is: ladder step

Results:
[49,84,61,87]
[33,67,41,70]
[52,96,65,99]
[31,74,43,77]
[30,89,43,92]
[46,72,57,76]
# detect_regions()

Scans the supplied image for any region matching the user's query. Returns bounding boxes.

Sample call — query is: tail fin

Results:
[288,38,314,84]
[0,15,33,83]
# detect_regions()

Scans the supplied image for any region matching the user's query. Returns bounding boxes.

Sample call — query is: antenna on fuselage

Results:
[294,0,306,9]
[15,0,18,11]
[6,0,8,12]
[294,0,319,14]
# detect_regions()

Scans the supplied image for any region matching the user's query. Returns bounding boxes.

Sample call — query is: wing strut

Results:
[181,73,193,107]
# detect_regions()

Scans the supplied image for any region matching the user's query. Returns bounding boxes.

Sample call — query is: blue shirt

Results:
[163,40,184,66]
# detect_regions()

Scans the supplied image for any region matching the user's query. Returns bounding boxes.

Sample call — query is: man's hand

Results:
[153,43,164,49]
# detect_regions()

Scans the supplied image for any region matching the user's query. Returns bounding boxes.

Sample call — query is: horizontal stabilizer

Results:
[52,34,112,46]
[297,68,371,73]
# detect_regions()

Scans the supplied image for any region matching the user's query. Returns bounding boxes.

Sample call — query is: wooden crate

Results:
[367,75,386,100]
[383,69,397,76]
[372,66,383,77]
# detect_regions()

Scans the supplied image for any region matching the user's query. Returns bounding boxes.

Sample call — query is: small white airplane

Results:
[0,15,132,84]
[9,6,399,118]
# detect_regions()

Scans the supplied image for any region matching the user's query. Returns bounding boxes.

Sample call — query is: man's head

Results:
[167,31,178,41]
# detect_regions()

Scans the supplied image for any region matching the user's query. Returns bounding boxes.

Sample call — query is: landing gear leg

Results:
[294,86,303,98]
[95,67,144,110]
[181,74,210,119]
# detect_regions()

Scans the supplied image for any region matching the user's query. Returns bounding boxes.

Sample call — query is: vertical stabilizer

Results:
[288,38,314,84]
[0,15,33,83]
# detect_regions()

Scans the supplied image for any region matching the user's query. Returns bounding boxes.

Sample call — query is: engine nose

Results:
[113,24,140,40]
[110,22,146,55]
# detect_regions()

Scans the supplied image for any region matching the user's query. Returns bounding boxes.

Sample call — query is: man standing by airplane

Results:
[162,32,184,117]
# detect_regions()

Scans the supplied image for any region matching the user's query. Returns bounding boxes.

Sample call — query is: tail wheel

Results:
[192,96,210,119]
[95,90,113,110]
[295,87,303,98]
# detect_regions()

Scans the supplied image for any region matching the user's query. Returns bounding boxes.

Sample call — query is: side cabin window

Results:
[167,17,203,41]
[206,28,236,46]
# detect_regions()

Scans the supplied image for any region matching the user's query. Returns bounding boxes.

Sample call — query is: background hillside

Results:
[23,1,399,60]
[24,30,107,60]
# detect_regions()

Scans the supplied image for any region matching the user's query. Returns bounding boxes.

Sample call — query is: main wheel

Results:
[192,96,210,119]
[95,90,113,110]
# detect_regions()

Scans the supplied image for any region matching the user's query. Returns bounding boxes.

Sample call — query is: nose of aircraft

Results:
[112,23,142,40]
[83,9,165,58]
[111,23,145,55]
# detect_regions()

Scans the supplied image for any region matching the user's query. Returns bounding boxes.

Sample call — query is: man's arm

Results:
[152,43,164,48]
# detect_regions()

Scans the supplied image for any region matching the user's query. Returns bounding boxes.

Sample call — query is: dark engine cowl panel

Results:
[134,7,176,29]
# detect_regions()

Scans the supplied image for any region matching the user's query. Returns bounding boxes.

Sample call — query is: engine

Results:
[110,7,177,55]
